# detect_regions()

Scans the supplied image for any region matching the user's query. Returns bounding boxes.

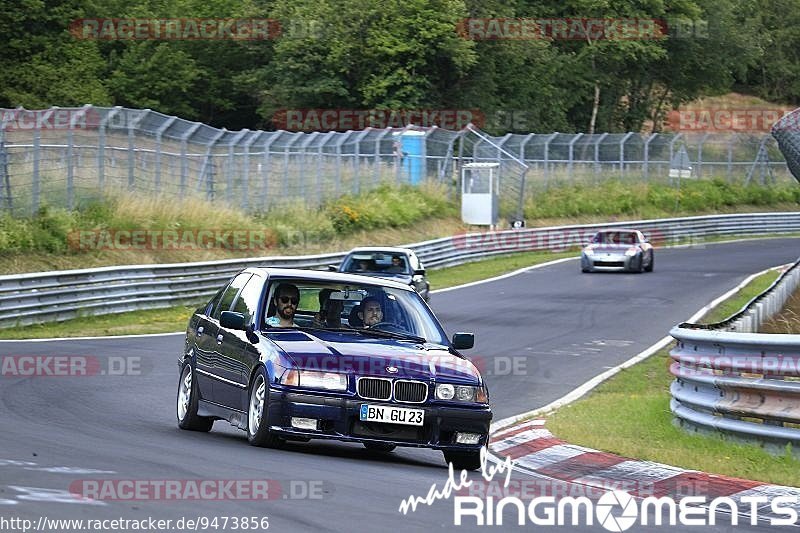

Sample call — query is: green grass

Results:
[525,178,800,220]
[0,306,198,340]
[545,265,800,486]
[699,269,781,324]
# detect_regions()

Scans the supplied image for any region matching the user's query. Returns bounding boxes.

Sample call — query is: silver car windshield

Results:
[263,279,446,344]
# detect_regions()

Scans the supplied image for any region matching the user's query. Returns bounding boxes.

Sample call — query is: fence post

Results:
[318,131,336,206]
[0,116,10,212]
[544,132,557,188]
[619,132,633,178]
[226,130,249,206]
[595,133,608,182]
[352,129,371,193]
[644,133,657,181]
[179,122,202,200]
[284,133,303,199]
[98,107,122,195]
[261,132,279,209]
[127,109,149,191]
[199,129,226,201]
[66,112,75,211]
[242,131,261,212]
[696,132,710,178]
[154,117,177,194]
[727,136,735,182]
[300,131,321,206]
[568,133,583,182]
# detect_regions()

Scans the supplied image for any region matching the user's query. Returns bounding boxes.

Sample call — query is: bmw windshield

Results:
[262,279,446,345]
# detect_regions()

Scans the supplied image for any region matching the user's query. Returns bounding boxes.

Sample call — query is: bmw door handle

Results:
[216,334,224,344]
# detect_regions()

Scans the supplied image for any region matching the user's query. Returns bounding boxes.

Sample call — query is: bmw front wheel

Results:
[177,361,213,432]
[247,368,283,448]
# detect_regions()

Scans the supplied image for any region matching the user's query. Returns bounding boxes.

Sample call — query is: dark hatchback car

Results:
[177,268,491,470]
[333,247,430,301]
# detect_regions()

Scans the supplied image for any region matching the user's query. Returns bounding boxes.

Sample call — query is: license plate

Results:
[359,404,424,426]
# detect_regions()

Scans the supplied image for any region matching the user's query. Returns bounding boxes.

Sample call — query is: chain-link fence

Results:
[0,106,793,218]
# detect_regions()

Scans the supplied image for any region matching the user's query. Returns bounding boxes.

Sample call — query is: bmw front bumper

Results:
[265,390,492,451]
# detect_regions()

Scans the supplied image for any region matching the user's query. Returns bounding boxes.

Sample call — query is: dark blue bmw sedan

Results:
[177,268,491,470]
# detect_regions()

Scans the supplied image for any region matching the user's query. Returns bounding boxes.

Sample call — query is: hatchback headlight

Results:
[583,247,594,256]
[298,370,347,391]
[625,247,638,256]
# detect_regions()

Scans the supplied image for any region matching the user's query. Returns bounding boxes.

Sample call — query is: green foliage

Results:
[525,179,800,219]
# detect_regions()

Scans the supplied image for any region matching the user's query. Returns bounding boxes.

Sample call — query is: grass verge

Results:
[0,250,577,340]
[545,266,800,487]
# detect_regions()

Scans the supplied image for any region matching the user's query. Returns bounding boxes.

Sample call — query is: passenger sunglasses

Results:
[279,296,299,305]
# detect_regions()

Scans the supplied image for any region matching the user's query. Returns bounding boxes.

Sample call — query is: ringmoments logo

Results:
[452,490,799,527]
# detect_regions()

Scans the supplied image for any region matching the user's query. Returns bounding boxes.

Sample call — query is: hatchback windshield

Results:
[341,252,410,275]
[262,278,446,344]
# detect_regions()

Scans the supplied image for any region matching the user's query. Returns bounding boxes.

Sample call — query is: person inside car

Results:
[386,255,406,273]
[313,288,343,328]
[358,296,384,327]
[266,283,299,327]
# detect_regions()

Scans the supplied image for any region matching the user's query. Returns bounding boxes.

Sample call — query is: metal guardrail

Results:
[2,212,800,329]
[670,257,800,452]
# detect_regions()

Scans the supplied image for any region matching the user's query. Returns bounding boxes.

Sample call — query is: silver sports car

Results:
[581,229,654,273]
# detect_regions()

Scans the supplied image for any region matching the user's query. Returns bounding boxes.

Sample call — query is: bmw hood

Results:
[268,331,480,382]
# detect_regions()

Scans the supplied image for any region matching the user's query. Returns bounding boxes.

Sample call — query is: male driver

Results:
[358,296,383,327]
[266,283,299,327]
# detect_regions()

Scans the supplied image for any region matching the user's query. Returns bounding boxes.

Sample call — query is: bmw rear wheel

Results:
[247,368,283,448]
[177,361,213,432]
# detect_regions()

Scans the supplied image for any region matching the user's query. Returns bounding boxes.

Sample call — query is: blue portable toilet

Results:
[397,130,426,185]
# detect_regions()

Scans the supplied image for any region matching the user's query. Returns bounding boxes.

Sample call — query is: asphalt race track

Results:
[1,238,799,532]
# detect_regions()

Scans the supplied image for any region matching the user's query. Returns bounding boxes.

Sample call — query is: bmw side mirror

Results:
[452,332,474,350]
[414,269,425,276]
[220,311,246,331]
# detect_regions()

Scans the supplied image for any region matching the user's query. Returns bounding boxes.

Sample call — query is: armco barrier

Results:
[3,212,800,328]
[670,257,800,453]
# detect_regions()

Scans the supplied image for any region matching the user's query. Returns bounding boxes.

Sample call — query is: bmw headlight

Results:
[435,383,488,403]
[298,370,347,391]
[625,247,638,257]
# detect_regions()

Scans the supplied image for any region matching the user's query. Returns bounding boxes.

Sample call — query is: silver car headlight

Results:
[298,370,347,391]
[583,247,594,256]
[435,383,488,403]
[625,247,638,257]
